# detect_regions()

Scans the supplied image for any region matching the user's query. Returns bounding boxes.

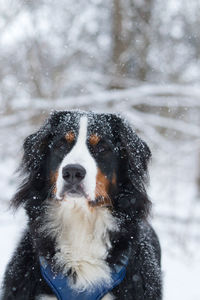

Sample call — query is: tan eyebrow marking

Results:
[65,131,75,143]
[89,134,100,146]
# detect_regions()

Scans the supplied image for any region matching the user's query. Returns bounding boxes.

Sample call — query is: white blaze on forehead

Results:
[75,116,88,149]
[56,116,98,201]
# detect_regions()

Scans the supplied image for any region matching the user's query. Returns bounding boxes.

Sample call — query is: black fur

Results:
[1,111,162,300]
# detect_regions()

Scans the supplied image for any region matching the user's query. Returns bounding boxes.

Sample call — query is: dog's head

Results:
[13,111,151,218]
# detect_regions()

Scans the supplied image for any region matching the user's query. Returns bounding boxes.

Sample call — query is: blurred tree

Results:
[0,0,200,102]
[110,0,154,88]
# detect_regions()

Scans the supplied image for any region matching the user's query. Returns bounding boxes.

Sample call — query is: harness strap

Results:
[39,256,128,300]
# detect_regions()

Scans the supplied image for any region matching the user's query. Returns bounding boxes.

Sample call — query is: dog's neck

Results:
[43,197,118,290]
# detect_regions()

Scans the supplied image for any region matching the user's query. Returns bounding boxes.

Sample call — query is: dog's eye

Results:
[94,141,111,154]
[53,139,69,158]
[98,144,108,153]
[55,141,66,151]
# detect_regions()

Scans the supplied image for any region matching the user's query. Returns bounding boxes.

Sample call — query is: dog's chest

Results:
[57,205,112,262]
[45,200,118,289]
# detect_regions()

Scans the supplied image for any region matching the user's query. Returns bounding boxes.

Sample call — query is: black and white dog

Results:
[2,111,162,300]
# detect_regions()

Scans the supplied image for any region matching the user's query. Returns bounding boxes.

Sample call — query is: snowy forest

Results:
[0,0,200,299]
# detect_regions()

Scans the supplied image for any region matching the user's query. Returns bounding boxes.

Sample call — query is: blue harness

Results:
[39,256,129,300]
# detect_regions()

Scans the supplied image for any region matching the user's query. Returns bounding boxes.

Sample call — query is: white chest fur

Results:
[42,198,118,291]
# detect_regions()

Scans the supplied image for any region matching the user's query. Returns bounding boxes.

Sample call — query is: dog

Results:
[2,111,162,300]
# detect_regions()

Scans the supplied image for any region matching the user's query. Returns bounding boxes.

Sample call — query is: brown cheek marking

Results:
[92,168,112,207]
[50,170,58,195]
[89,134,100,146]
[65,131,75,143]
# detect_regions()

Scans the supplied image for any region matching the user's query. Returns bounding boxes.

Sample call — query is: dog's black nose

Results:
[62,164,86,185]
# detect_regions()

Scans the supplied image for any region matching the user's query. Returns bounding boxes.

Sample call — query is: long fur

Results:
[2,111,162,300]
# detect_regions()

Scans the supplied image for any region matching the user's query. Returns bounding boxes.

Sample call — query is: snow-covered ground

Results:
[0,85,200,299]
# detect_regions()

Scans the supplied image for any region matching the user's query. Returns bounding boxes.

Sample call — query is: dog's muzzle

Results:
[61,164,86,196]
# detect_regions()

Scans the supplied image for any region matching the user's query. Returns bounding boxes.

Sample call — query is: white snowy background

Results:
[0,1,200,299]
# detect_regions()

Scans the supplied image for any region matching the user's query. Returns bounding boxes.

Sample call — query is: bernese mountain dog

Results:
[2,111,162,300]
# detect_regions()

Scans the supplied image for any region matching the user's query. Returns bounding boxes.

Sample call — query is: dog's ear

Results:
[110,114,151,184]
[21,111,65,173]
[109,114,151,217]
[11,112,60,209]
[22,123,51,173]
